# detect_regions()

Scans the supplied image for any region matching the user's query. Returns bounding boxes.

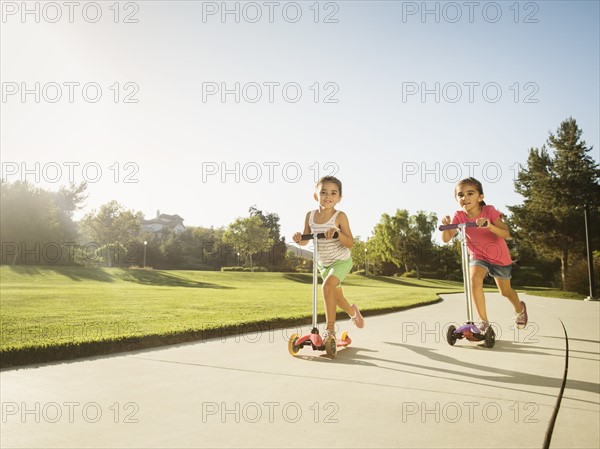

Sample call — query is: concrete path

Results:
[1,293,598,448]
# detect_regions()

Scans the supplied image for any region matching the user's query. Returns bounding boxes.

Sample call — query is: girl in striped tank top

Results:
[293,176,364,342]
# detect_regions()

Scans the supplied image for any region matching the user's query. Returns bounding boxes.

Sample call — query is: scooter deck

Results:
[295,333,352,350]
[455,323,485,342]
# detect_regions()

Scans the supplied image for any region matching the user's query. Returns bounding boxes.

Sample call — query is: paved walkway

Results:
[1,293,598,448]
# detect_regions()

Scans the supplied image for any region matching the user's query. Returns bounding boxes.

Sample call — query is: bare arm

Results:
[477,216,511,240]
[440,215,457,243]
[292,212,312,246]
[332,211,354,249]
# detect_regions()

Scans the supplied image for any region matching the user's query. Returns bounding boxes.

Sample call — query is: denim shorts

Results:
[470,259,512,280]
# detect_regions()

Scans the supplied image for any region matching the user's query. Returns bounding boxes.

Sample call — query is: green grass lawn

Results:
[520,286,588,300]
[0,266,464,366]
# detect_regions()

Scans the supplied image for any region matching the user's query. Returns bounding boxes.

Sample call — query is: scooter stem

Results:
[458,224,474,322]
[312,232,319,330]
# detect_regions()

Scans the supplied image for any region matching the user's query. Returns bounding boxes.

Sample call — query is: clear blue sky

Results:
[2,1,598,243]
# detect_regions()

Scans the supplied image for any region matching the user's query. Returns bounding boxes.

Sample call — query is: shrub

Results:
[563,254,600,296]
[221,266,269,272]
[128,265,154,270]
[511,265,551,287]
[221,266,245,272]
[244,267,268,272]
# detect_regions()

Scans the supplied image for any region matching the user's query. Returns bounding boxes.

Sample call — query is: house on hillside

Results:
[141,210,185,236]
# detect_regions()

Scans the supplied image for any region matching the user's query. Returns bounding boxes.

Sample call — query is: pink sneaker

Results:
[350,304,364,328]
[322,328,336,340]
[478,321,490,333]
[514,301,528,329]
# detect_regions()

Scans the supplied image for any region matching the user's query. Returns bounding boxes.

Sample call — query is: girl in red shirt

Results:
[441,177,528,332]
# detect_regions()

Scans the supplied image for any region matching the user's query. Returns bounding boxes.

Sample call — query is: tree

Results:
[80,200,142,267]
[410,211,438,277]
[160,233,185,268]
[433,242,461,280]
[222,214,274,268]
[249,205,287,269]
[51,182,88,244]
[0,181,86,265]
[350,237,367,272]
[193,226,228,269]
[370,210,406,271]
[509,117,600,287]
[249,205,281,242]
[369,209,438,277]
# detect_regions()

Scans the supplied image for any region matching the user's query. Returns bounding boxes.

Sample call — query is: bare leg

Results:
[334,286,354,316]
[322,275,340,331]
[495,278,523,312]
[470,265,489,322]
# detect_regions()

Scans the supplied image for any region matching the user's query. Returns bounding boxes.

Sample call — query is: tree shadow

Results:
[282,273,315,284]
[4,265,233,288]
[419,279,462,287]
[355,276,442,289]
[5,265,43,275]
[363,275,414,286]
[6,265,116,282]
[117,270,233,289]
[281,273,461,291]
[523,286,553,292]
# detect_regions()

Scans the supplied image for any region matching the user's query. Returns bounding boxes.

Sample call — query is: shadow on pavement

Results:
[540,335,600,345]
[383,341,600,396]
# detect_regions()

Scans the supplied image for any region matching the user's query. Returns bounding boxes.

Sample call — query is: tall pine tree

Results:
[509,117,600,287]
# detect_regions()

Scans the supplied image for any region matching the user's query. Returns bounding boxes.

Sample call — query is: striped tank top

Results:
[308,210,352,266]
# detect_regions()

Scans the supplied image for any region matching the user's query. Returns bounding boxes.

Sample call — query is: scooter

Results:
[288,232,351,358]
[438,222,496,348]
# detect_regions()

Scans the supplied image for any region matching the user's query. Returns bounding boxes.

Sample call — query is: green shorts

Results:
[318,257,353,286]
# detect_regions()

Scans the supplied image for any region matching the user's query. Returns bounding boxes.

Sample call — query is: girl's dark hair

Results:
[456,177,486,206]
[316,176,343,196]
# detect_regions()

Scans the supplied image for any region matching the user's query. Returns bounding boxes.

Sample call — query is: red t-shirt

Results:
[452,205,512,266]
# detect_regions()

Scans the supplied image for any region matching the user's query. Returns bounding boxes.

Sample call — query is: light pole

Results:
[237,252,240,267]
[143,241,147,268]
[583,204,598,301]
[365,238,369,277]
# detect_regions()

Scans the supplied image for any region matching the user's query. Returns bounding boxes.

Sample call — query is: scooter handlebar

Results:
[300,231,339,241]
[438,222,480,231]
